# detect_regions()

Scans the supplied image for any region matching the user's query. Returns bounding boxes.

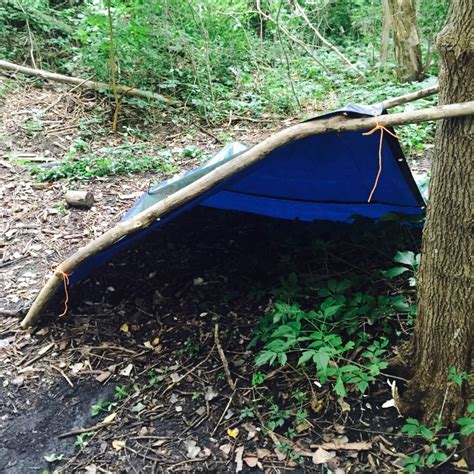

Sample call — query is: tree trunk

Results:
[397,0,473,425]
[380,0,391,64]
[387,0,423,81]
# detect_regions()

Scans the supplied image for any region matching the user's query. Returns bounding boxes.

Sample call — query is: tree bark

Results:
[380,0,391,65]
[397,0,473,425]
[387,0,423,81]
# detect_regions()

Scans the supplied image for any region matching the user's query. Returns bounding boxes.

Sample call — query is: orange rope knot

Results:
[362,123,399,203]
[51,264,71,318]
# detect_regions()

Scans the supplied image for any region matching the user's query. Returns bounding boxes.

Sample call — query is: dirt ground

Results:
[2,77,465,474]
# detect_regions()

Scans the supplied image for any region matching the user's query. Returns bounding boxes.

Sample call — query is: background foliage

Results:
[1,0,448,123]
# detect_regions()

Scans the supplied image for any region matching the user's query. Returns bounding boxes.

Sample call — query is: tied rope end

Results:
[51,264,70,318]
[362,123,399,203]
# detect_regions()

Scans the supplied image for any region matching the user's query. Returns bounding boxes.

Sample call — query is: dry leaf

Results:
[235,446,244,473]
[169,393,179,404]
[382,399,396,409]
[275,448,287,461]
[184,439,201,459]
[119,323,129,333]
[296,422,311,433]
[257,448,271,459]
[243,422,258,440]
[244,456,259,467]
[219,443,232,457]
[311,394,325,413]
[119,363,133,377]
[102,412,117,424]
[312,447,336,465]
[143,341,153,349]
[112,439,126,451]
[152,337,160,346]
[84,465,97,474]
[70,362,84,374]
[227,427,239,439]
[337,397,351,412]
[453,458,468,469]
[170,372,180,383]
[205,386,218,401]
[95,371,111,383]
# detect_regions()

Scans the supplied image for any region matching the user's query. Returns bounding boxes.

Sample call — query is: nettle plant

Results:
[251,276,414,397]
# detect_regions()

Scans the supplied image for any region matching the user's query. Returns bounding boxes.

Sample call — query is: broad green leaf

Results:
[298,350,315,366]
[313,350,330,372]
[394,250,415,266]
[383,266,409,278]
[334,377,346,397]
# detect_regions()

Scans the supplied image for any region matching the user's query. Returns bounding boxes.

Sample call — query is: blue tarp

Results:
[69,105,425,285]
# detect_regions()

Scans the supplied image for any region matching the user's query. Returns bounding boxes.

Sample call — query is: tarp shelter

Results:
[69,104,425,286]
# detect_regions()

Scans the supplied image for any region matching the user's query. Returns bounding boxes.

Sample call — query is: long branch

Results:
[382,84,439,109]
[20,100,474,329]
[0,59,177,105]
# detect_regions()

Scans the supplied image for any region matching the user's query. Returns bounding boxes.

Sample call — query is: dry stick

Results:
[0,59,177,105]
[292,0,362,76]
[211,389,237,436]
[214,324,236,391]
[107,0,121,132]
[51,364,74,387]
[381,83,439,109]
[20,100,474,329]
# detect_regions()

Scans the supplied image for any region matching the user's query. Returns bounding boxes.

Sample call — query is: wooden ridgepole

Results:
[20,100,474,328]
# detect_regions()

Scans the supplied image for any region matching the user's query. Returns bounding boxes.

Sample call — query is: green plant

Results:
[75,432,93,449]
[114,385,128,400]
[401,417,461,472]
[91,399,116,417]
[44,453,64,463]
[448,368,468,387]
[383,251,420,287]
[252,273,412,397]
[145,370,166,386]
[251,371,265,386]
[32,145,176,182]
[457,400,474,436]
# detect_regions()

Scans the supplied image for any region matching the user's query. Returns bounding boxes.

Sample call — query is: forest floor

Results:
[2,77,465,474]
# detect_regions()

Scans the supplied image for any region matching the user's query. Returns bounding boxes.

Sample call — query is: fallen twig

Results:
[214,324,236,391]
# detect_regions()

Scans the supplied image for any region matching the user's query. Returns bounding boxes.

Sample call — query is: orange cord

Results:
[51,264,70,318]
[363,123,399,203]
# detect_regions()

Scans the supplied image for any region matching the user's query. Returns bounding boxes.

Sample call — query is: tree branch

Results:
[0,60,177,105]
